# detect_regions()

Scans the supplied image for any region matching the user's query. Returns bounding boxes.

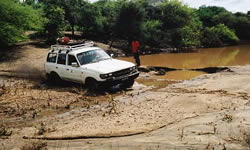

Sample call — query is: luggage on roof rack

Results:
[50,41,94,52]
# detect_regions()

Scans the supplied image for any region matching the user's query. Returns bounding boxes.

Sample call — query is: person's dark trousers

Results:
[133,52,141,66]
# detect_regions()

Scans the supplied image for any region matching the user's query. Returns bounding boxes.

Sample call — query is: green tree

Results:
[78,2,103,38]
[62,0,82,37]
[179,17,202,47]
[212,11,234,27]
[230,16,250,40]
[114,0,146,51]
[201,27,223,47]
[157,0,201,47]
[159,0,192,29]
[95,0,120,41]
[0,0,42,47]
[211,24,239,44]
[197,6,250,40]
[201,24,239,47]
[197,6,228,27]
[41,0,65,44]
[143,20,162,46]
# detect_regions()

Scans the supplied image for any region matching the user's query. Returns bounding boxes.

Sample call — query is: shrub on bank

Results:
[210,24,239,45]
[201,27,223,47]
[201,24,239,47]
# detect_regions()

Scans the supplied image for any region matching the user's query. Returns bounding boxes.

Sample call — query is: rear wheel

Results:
[47,72,61,84]
[122,79,135,89]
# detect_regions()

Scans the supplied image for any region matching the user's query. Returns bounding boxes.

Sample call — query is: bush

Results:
[0,0,42,47]
[201,27,223,47]
[210,24,239,44]
[179,15,202,47]
[78,2,103,39]
[43,6,65,44]
[114,1,146,48]
[143,20,162,46]
[159,0,192,29]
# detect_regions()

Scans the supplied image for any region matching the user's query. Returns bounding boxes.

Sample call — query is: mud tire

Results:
[86,78,99,92]
[47,72,61,84]
[122,79,135,89]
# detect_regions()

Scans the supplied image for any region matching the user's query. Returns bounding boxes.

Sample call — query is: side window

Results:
[68,55,79,66]
[57,53,66,65]
[47,53,57,63]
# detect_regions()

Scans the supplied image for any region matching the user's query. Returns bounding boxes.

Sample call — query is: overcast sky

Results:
[181,0,249,13]
[89,0,249,13]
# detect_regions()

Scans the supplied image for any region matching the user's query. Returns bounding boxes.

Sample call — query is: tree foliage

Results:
[201,27,223,48]
[114,0,146,45]
[201,24,239,47]
[159,0,192,29]
[143,20,162,46]
[62,0,83,36]
[95,0,120,41]
[78,2,103,38]
[0,0,42,47]
[2,0,250,49]
[197,6,229,27]
[197,6,250,40]
[210,24,239,44]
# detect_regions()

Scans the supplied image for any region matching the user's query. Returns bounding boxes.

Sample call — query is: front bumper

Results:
[99,72,139,87]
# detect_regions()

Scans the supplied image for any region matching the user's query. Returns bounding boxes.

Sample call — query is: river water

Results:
[119,44,250,80]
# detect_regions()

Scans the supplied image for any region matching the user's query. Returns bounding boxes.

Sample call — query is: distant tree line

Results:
[1,0,250,50]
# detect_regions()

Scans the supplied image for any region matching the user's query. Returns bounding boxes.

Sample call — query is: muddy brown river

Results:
[119,44,250,80]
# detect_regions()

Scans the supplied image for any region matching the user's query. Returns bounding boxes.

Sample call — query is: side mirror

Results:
[71,62,79,67]
[110,54,114,58]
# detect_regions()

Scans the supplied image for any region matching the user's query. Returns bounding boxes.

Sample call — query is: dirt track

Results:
[0,42,250,150]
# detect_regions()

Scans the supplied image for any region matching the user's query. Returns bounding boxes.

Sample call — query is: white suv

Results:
[45,42,139,90]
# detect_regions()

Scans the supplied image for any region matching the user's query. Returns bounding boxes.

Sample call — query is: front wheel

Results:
[86,78,99,92]
[122,79,135,89]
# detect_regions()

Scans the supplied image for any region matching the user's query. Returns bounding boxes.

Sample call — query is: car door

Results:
[55,53,68,79]
[45,52,58,73]
[65,54,83,83]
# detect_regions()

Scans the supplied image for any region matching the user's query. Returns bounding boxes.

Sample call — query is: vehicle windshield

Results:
[77,49,111,65]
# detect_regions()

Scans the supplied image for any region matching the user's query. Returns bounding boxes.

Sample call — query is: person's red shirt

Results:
[132,40,140,53]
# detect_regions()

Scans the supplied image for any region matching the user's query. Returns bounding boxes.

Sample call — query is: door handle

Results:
[66,68,69,71]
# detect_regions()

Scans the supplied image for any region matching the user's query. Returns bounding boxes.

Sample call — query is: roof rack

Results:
[50,41,94,52]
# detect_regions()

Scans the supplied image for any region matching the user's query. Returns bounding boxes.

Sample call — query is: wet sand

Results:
[18,65,250,150]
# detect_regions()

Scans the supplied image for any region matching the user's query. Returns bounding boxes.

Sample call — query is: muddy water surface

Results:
[120,44,250,68]
[119,44,250,80]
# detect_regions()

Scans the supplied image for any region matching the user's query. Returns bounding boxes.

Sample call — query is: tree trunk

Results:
[71,25,75,38]
[109,40,114,49]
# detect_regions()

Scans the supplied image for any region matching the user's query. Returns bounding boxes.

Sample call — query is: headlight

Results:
[130,66,137,72]
[100,73,113,79]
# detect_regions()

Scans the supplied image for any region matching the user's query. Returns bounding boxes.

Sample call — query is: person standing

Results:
[131,40,141,66]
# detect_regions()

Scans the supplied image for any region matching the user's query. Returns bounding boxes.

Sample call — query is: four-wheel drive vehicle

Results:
[45,42,139,90]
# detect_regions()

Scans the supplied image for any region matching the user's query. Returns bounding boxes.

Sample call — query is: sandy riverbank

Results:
[0,65,249,150]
